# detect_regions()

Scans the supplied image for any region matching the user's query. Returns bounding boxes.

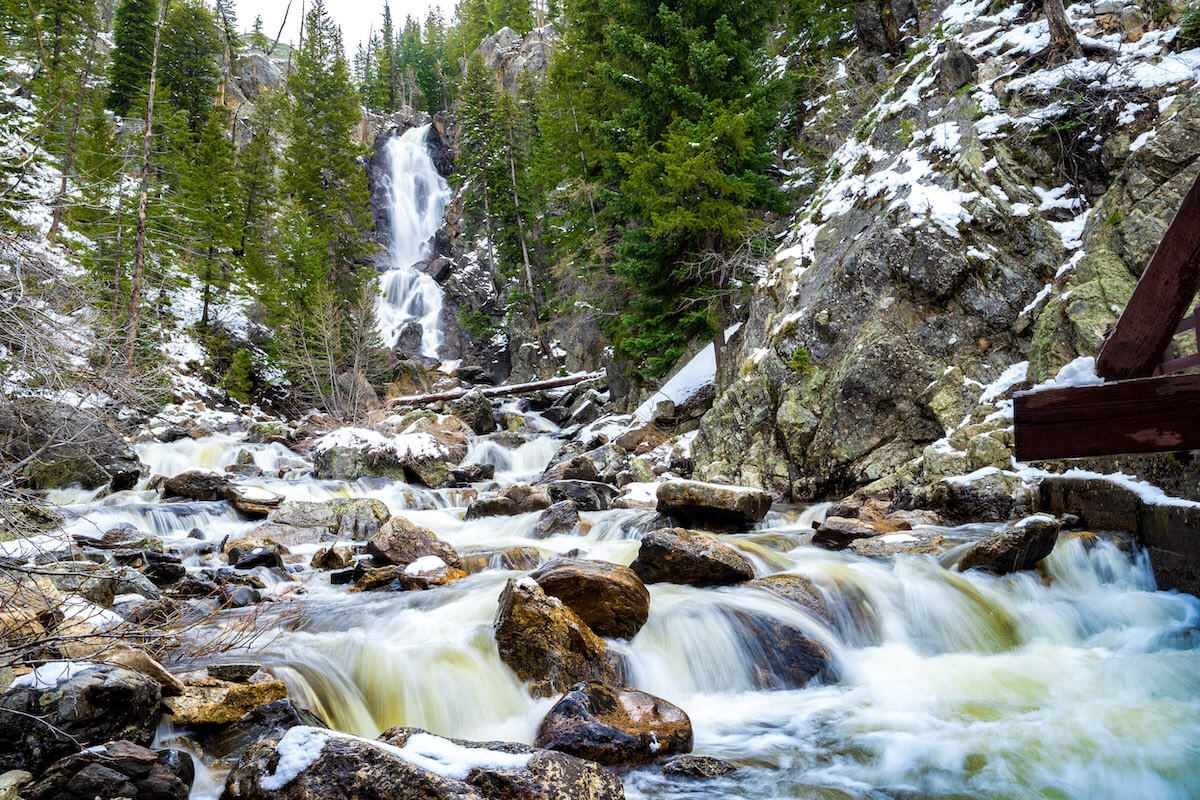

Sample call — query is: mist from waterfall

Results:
[377,124,453,360]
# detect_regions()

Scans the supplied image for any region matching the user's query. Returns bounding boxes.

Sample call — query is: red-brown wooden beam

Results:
[1095,168,1200,380]
[1013,373,1200,460]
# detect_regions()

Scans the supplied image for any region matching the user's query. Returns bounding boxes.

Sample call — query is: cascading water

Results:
[376,124,453,359]
[24,417,1200,800]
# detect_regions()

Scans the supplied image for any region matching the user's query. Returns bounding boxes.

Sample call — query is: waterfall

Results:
[376,125,452,360]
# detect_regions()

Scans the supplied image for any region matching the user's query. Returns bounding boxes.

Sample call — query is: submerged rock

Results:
[656,480,772,528]
[0,664,161,774]
[725,610,838,689]
[849,530,947,558]
[534,682,692,766]
[957,514,1060,575]
[629,528,754,587]
[811,516,886,550]
[208,699,328,760]
[220,724,624,800]
[465,484,552,519]
[460,546,543,574]
[163,469,229,501]
[530,558,650,639]
[23,740,191,800]
[749,574,834,627]
[366,516,462,571]
[494,578,619,697]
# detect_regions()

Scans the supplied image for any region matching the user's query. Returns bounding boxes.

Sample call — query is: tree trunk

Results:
[124,0,167,368]
[878,0,903,55]
[505,117,550,358]
[1044,0,1082,63]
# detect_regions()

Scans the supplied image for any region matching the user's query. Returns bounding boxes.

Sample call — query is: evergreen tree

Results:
[284,0,372,294]
[159,0,222,133]
[107,0,157,115]
[181,110,237,331]
[250,14,269,50]
[235,97,281,285]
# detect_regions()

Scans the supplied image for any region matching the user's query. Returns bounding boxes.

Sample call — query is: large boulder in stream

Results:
[366,516,462,570]
[0,664,161,774]
[532,501,581,538]
[446,389,496,434]
[630,528,754,587]
[534,682,692,766]
[530,559,649,639]
[957,514,1061,575]
[255,499,390,546]
[655,480,772,528]
[465,484,552,519]
[310,417,470,488]
[494,578,620,697]
[220,725,625,800]
[163,469,229,501]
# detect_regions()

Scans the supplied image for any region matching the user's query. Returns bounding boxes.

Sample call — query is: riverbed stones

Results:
[310,545,354,571]
[494,578,619,697]
[655,480,772,528]
[534,682,692,766]
[460,546,542,573]
[812,516,898,549]
[537,455,601,485]
[35,561,118,606]
[22,740,191,800]
[531,559,649,639]
[957,514,1061,575]
[749,574,834,626]
[220,725,625,800]
[532,501,581,538]
[263,498,390,544]
[629,528,754,587]
[548,481,617,512]
[208,699,328,760]
[366,516,462,570]
[0,664,161,774]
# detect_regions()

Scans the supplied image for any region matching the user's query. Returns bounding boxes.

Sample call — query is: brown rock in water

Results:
[366,516,462,570]
[23,740,191,800]
[494,578,619,697]
[163,676,287,726]
[531,559,650,639]
[655,480,772,528]
[957,514,1060,575]
[811,516,888,549]
[661,754,737,777]
[630,528,754,587]
[534,682,692,766]
[311,545,354,571]
[536,456,601,485]
[221,725,625,800]
[465,484,553,519]
[163,470,229,501]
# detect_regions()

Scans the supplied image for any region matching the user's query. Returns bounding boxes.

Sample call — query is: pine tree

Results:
[182,110,237,332]
[108,0,158,116]
[250,15,268,49]
[284,0,372,294]
[159,0,222,133]
[235,96,281,285]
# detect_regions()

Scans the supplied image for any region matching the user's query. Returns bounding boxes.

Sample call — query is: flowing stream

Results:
[36,410,1200,800]
[376,124,453,359]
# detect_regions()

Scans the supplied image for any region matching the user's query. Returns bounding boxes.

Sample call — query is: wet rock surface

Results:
[957,514,1061,575]
[530,558,650,639]
[534,682,692,766]
[660,754,737,778]
[655,480,772,528]
[630,528,755,587]
[22,740,191,800]
[493,578,620,697]
[725,610,838,689]
[367,516,463,570]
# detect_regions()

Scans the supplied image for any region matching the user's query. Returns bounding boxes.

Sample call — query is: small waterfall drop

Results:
[377,125,452,359]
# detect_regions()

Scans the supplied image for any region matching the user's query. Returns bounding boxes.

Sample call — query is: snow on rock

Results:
[634,323,742,422]
[396,732,532,779]
[260,726,333,791]
[1028,356,1104,392]
[311,426,445,461]
[403,555,448,576]
[11,661,100,690]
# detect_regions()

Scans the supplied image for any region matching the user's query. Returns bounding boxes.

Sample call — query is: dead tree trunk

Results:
[124,0,167,368]
[1044,0,1082,63]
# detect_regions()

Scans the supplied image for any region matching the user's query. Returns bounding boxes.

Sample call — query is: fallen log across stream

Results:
[388,371,603,407]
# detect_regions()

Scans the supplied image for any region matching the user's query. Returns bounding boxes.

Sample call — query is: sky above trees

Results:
[235,0,450,53]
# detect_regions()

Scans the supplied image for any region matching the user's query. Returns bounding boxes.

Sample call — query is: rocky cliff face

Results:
[695,0,1200,501]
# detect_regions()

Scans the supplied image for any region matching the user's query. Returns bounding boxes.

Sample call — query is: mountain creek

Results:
[7,398,1197,800]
